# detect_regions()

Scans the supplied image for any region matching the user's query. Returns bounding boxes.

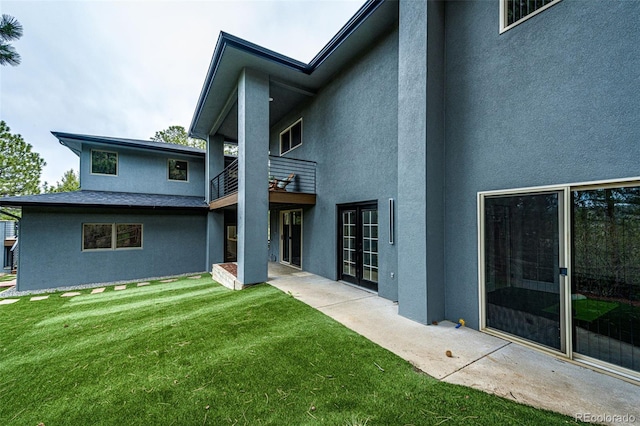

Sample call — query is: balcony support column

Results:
[206,134,225,269]
[237,68,269,285]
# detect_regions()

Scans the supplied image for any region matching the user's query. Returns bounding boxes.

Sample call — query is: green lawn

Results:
[0,274,16,282]
[0,277,578,425]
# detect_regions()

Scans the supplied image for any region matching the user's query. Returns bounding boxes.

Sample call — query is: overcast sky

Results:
[0,0,364,186]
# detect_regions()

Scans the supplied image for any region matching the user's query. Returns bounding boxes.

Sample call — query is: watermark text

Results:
[575,413,636,423]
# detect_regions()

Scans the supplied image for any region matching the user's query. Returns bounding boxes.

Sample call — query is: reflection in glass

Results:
[484,193,561,350]
[573,187,640,372]
[342,211,356,276]
[362,209,378,284]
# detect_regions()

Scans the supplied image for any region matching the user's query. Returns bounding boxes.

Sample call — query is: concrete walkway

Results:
[267,263,639,425]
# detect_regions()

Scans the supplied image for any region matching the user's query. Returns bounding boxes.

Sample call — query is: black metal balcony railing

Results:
[210,158,238,201]
[210,155,317,202]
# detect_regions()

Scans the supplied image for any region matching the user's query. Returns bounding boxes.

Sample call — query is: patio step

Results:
[211,263,244,290]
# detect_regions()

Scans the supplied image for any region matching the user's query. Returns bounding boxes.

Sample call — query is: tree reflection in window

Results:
[91,150,117,175]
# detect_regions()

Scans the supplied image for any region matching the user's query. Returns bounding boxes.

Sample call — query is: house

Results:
[0,133,210,290]
[2,0,639,381]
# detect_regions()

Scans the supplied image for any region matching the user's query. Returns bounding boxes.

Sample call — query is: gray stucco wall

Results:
[268,27,399,301]
[16,207,207,291]
[444,0,640,328]
[80,144,205,197]
[397,0,446,325]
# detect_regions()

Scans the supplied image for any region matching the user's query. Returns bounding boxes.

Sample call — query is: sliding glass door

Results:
[481,183,640,377]
[280,210,302,268]
[572,187,640,373]
[483,192,566,352]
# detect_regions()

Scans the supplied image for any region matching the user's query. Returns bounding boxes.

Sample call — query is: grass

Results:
[0,273,16,282]
[0,276,578,425]
[572,299,619,322]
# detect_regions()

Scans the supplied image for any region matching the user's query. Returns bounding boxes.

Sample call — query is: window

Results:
[280,119,302,155]
[83,223,142,251]
[83,224,113,250]
[91,150,118,175]
[500,0,562,33]
[168,159,188,181]
[116,224,143,249]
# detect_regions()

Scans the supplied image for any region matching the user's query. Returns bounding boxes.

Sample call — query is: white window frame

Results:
[500,0,562,34]
[167,159,189,182]
[279,118,303,155]
[90,149,118,176]
[82,223,143,251]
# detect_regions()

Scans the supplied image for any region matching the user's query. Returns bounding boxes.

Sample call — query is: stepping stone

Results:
[160,279,177,283]
[188,275,202,279]
[137,282,150,287]
[114,285,126,291]
[91,288,105,294]
[30,296,49,301]
[0,299,19,305]
[61,292,81,297]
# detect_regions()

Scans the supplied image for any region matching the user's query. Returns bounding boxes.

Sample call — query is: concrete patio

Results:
[267,262,639,425]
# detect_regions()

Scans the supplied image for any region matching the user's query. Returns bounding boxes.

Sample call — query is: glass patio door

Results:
[483,192,567,352]
[280,210,302,268]
[338,203,378,291]
[482,184,640,378]
[572,186,640,374]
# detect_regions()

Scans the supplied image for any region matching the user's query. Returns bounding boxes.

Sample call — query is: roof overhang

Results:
[189,0,398,140]
[52,132,206,158]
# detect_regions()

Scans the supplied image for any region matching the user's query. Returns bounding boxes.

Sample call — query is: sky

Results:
[0,0,364,187]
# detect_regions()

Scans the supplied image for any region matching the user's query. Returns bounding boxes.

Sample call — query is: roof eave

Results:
[52,132,205,157]
[188,33,311,140]
[188,0,390,140]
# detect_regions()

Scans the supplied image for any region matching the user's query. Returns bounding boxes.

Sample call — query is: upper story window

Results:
[168,159,188,181]
[500,0,562,33]
[280,118,302,155]
[91,149,118,176]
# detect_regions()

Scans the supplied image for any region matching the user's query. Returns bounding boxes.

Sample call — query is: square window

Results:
[83,224,113,250]
[91,150,118,175]
[116,224,142,249]
[168,159,188,181]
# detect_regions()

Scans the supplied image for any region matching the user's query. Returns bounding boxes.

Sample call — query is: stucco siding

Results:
[443,0,640,328]
[80,145,205,197]
[268,27,399,300]
[16,207,207,291]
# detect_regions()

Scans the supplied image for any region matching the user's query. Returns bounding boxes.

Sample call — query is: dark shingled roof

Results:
[0,190,208,210]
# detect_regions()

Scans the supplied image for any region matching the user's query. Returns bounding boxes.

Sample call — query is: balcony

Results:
[209,155,317,210]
